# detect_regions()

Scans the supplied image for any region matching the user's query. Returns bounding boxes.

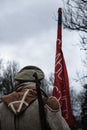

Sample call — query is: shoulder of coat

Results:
[46,96,60,110]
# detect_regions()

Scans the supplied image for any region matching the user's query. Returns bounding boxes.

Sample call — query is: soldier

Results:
[0,65,70,130]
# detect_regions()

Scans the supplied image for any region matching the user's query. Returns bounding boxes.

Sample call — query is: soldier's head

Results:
[15,65,44,84]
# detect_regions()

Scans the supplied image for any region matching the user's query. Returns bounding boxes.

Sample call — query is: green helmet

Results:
[15,66,44,82]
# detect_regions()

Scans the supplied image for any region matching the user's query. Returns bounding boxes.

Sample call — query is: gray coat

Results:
[0,99,70,130]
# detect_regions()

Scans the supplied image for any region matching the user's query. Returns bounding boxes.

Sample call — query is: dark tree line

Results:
[0,59,53,96]
[81,84,87,130]
[63,0,87,129]
[0,60,19,95]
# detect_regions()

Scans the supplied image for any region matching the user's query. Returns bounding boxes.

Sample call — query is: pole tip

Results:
[58,8,62,14]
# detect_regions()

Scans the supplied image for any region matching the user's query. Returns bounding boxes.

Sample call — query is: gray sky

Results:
[0,0,84,92]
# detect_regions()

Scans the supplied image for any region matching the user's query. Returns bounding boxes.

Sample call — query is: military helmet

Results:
[15,66,44,82]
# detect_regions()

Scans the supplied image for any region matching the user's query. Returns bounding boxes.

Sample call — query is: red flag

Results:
[52,8,74,126]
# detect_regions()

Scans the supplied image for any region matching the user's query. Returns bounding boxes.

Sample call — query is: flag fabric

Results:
[52,8,74,126]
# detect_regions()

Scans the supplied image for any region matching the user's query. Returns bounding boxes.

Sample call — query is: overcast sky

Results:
[0,0,85,92]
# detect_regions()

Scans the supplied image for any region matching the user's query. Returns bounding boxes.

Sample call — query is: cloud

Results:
[0,28,56,75]
[0,0,62,75]
[0,0,60,43]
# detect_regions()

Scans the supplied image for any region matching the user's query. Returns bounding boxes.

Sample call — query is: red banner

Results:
[52,8,74,126]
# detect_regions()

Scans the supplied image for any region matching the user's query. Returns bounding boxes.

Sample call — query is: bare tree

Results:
[41,73,54,96]
[2,61,19,94]
[63,0,87,32]
[63,1,87,129]
[63,0,87,51]
[81,84,87,130]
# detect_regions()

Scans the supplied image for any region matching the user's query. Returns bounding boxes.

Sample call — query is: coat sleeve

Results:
[45,97,71,130]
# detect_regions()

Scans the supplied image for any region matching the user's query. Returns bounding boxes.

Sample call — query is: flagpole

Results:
[53,8,74,126]
[57,8,62,45]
